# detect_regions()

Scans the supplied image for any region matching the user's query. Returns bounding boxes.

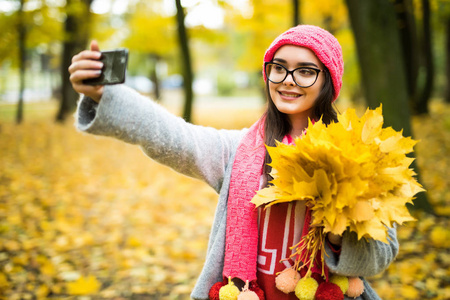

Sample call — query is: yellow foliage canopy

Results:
[252,106,423,243]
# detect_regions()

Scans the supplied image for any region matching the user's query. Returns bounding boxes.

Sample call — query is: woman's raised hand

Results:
[68,40,104,102]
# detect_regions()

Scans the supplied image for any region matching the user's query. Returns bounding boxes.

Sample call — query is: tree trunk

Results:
[293,0,301,26]
[149,54,161,101]
[446,17,450,103]
[346,0,411,134]
[394,0,419,107]
[56,0,93,122]
[16,0,26,124]
[346,0,433,213]
[175,0,194,123]
[414,0,434,114]
[323,15,335,34]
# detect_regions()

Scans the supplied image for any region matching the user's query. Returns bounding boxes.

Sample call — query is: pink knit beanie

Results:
[263,25,344,100]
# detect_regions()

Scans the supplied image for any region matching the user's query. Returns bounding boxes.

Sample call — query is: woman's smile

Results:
[278,90,303,100]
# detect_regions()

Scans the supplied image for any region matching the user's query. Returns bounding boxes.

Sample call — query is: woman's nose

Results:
[283,73,296,86]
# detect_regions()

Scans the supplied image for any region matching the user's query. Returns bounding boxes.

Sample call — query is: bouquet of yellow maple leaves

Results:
[251,106,423,280]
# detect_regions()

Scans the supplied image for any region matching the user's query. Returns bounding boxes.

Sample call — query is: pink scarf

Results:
[223,118,266,280]
[224,117,300,280]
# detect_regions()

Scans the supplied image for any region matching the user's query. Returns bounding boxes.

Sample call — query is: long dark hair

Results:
[262,68,337,181]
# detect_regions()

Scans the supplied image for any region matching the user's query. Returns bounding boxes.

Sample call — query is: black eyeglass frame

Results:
[264,62,325,88]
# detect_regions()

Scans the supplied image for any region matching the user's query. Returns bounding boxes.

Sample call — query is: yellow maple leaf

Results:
[66,275,101,295]
[361,106,384,143]
[349,200,375,222]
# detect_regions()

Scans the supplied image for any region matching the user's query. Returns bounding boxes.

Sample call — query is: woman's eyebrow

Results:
[273,58,319,68]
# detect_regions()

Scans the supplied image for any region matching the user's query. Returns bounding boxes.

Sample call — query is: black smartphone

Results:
[83,49,129,85]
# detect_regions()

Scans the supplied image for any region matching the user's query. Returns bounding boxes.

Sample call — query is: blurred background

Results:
[0,0,449,299]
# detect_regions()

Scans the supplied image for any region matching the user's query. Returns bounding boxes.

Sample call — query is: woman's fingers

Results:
[68,60,103,75]
[70,40,100,64]
[70,68,104,102]
[90,40,100,52]
[69,40,104,102]
[72,50,101,64]
[70,69,102,83]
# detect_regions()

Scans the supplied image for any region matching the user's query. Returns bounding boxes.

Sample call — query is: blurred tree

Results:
[293,0,301,26]
[447,16,450,103]
[227,0,290,93]
[56,0,94,122]
[150,54,161,100]
[302,0,361,102]
[433,0,450,104]
[346,0,433,213]
[1,0,64,123]
[124,0,176,101]
[394,0,420,108]
[390,0,443,115]
[302,0,348,33]
[175,0,194,122]
[414,0,434,114]
[346,1,412,134]
[16,0,25,124]
[0,12,15,66]
[28,2,64,95]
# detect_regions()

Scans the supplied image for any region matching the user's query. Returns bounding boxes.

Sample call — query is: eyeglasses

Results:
[265,62,324,88]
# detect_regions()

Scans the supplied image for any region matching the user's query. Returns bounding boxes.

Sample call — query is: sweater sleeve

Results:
[324,226,399,278]
[75,84,245,192]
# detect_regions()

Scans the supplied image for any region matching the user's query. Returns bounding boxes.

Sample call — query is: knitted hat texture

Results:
[263,25,344,100]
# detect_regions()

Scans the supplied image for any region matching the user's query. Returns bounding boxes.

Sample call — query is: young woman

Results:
[69,25,398,300]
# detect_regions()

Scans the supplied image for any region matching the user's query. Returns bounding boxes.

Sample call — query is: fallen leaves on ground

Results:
[368,100,450,300]
[0,117,218,300]
[0,102,449,299]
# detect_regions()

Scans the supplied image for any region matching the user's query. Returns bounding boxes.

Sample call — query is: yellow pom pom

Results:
[330,274,349,294]
[346,277,364,298]
[275,268,301,294]
[237,290,259,300]
[294,277,319,300]
[219,280,240,300]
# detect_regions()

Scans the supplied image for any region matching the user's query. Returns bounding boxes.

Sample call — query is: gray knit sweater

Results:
[76,85,399,300]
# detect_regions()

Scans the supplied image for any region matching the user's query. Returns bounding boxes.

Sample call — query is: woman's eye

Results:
[297,68,315,76]
[274,65,285,73]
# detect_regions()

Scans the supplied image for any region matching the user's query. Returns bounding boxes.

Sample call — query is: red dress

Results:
[257,201,306,299]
